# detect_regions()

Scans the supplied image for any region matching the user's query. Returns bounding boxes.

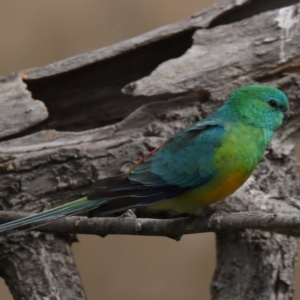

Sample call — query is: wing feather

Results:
[88,119,226,214]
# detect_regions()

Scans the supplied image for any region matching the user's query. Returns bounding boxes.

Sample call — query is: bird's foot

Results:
[185,207,219,223]
[200,206,219,219]
[119,209,137,219]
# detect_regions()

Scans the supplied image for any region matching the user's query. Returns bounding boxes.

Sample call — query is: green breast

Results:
[214,122,273,174]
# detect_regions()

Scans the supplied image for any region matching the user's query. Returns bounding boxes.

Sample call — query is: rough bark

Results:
[0,0,300,299]
[0,234,85,300]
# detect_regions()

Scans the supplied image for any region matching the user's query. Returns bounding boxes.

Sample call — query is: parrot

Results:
[0,85,289,233]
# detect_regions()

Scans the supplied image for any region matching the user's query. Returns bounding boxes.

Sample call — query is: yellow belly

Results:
[149,170,251,214]
[188,171,250,205]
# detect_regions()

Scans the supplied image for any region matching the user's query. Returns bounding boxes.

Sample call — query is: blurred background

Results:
[0,1,299,299]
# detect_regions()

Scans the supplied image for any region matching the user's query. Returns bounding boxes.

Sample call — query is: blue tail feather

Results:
[0,197,102,233]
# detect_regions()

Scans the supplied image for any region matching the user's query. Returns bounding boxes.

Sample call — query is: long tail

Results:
[0,197,102,233]
[0,170,183,233]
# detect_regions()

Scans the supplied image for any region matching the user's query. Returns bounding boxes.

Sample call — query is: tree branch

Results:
[1,210,300,240]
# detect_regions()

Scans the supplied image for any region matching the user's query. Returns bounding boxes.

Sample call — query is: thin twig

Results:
[0,211,300,240]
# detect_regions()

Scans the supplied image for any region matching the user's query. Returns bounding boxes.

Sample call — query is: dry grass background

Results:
[0,1,299,299]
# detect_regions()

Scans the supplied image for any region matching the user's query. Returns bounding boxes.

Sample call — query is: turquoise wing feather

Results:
[88,119,226,210]
[129,119,226,189]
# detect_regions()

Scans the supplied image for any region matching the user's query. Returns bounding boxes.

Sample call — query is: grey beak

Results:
[283,111,289,125]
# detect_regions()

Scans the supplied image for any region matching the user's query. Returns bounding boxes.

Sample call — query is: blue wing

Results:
[88,119,226,212]
[130,121,225,188]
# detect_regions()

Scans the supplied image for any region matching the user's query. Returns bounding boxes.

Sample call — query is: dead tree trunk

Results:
[0,0,300,299]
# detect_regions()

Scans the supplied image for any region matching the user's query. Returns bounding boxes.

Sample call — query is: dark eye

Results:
[268,99,278,108]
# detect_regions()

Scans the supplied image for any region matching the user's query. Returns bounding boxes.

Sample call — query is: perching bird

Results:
[0,85,289,233]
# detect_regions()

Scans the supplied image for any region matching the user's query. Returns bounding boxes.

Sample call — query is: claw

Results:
[119,209,137,219]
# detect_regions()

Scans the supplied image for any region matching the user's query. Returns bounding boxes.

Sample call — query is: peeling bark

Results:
[0,74,48,138]
[123,5,300,96]
[0,0,299,299]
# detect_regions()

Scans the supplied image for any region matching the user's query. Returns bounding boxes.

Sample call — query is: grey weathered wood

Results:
[0,234,86,300]
[0,0,300,299]
[0,74,48,138]
[123,4,300,96]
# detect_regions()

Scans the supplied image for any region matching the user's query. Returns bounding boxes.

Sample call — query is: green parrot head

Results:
[225,85,289,132]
